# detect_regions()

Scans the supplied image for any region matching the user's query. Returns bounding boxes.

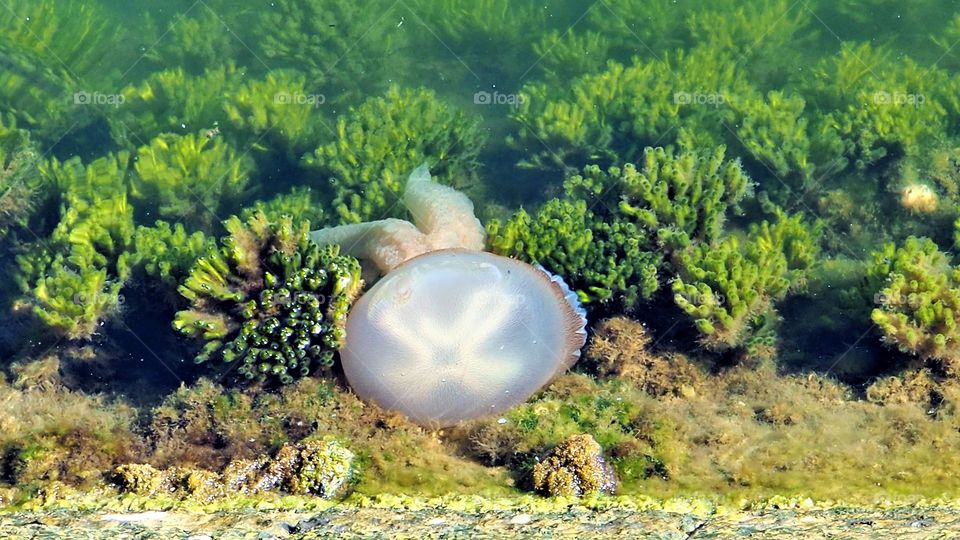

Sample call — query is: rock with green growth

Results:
[130,133,253,231]
[532,433,617,498]
[270,438,355,498]
[114,463,226,504]
[870,236,960,373]
[173,212,363,384]
[116,439,355,501]
[304,85,485,225]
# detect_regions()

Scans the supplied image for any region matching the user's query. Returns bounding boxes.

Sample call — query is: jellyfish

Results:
[310,164,587,426]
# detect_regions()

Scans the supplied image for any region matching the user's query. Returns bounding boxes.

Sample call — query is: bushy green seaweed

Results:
[672,210,820,353]
[869,237,960,374]
[250,0,401,102]
[803,42,960,170]
[130,133,253,231]
[488,198,661,307]
[113,65,241,146]
[240,188,324,226]
[490,146,750,309]
[173,212,362,384]
[128,221,213,290]
[16,194,134,339]
[304,86,485,224]
[0,1,127,139]
[223,70,326,161]
[509,46,747,171]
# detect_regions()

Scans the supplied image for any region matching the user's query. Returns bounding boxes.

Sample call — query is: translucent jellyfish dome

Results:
[340,249,587,425]
[311,164,588,426]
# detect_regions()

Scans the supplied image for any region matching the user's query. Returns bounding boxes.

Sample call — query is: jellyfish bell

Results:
[310,163,588,426]
[340,249,587,425]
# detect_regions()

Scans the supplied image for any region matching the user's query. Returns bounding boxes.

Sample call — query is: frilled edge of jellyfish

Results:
[535,263,589,370]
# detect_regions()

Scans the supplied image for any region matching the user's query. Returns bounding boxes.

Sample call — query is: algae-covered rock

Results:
[532,434,617,498]
[113,463,173,497]
[114,464,225,503]
[117,440,356,501]
[277,438,356,498]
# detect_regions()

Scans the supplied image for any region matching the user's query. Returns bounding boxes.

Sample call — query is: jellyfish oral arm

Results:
[309,219,429,274]
[404,163,486,251]
[310,164,486,274]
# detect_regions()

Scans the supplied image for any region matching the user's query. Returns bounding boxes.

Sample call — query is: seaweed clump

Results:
[490,146,776,315]
[15,155,135,339]
[584,317,703,398]
[0,379,142,494]
[173,212,362,384]
[304,86,485,224]
[532,433,618,498]
[672,209,821,355]
[489,146,749,309]
[130,133,253,231]
[869,236,960,374]
[0,119,39,239]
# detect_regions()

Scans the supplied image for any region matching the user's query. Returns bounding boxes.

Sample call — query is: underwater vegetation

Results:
[174,213,362,384]
[130,133,253,230]
[869,236,960,375]
[303,86,486,225]
[0,119,40,241]
[8,0,960,510]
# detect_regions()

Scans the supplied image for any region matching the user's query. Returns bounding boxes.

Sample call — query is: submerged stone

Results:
[532,434,617,498]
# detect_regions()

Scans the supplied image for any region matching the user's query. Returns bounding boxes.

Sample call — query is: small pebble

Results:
[509,513,532,525]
